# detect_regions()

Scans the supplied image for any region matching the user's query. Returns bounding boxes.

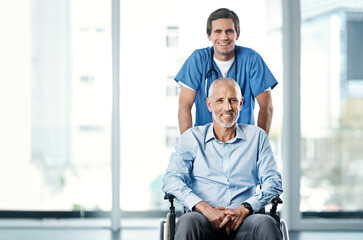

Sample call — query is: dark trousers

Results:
[174,211,282,240]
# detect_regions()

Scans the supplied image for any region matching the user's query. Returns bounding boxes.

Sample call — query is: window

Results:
[166,76,179,97]
[0,0,112,211]
[80,75,94,83]
[166,26,179,48]
[300,0,363,214]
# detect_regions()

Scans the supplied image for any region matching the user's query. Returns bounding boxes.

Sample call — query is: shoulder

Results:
[178,124,211,152]
[235,45,260,58]
[183,123,211,140]
[238,124,267,139]
[190,47,212,60]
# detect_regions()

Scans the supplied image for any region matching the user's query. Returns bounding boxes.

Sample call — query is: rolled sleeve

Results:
[249,52,278,98]
[162,130,202,211]
[174,50,204,92]
[245,131,283,213]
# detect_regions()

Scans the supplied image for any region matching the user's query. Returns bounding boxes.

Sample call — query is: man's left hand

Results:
[218,205,251,234]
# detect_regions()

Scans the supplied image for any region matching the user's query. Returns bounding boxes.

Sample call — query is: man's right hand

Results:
[193,201,228,230]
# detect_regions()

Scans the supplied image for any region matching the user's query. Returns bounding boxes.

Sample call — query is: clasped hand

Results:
[206,206,249,235]
[195,201,250,235]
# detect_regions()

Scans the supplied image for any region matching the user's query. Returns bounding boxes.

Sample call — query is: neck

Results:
[214,52,234,61]
[213,122,237,143]
[213,47,235,61]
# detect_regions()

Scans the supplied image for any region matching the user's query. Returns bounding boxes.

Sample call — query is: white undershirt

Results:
[213,56,271,91]
[214,56,234,77]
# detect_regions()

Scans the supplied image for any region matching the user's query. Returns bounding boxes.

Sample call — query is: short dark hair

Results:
[207,8,240,36]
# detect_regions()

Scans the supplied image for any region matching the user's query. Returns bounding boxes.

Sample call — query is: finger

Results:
[219,215,230,229]
[233,220,242,231]
[215,207,225,211]
[225,223,231,235]
[224,210,236,216]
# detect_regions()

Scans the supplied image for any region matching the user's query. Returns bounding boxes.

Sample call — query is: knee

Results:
[259,215,279,228]
[256,215,282,240]
[245,214,282,240]
[175,212,213,240]
[176,212,209,231]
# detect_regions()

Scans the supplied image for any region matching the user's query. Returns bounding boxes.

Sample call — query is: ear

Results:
[236,33,240,41]
[206,98,213,113]
[207,33,212,41]
[239,97,244,110]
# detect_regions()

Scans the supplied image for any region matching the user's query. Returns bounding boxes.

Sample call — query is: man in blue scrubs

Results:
[176,8,277,134]
[163,78,283,240]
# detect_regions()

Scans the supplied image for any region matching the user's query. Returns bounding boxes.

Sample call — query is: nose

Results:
[221,31,228,39]
[223,100,232,111]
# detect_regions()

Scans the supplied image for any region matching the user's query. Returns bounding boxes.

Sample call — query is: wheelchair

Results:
[159,193,289,240]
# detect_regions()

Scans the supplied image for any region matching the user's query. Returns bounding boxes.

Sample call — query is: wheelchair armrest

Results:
[271,196,283,205]
[270,196,282,224]
[164,193,176,240]
[164,193,176,215]
[164,193,175,200]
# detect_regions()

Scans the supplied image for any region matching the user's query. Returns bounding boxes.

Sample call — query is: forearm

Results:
[193,201,210,213]
[178,106,193,134]
[257,106,273,135]
[246,174,283,212]
[256,90,274,135]
[178,86,196,134]
[162,132,202,210]
[162,170,203,211]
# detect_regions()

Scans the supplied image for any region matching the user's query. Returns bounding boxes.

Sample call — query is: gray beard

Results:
[212,109,239,128]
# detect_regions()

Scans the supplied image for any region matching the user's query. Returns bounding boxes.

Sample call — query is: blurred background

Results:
[0,0,362,238]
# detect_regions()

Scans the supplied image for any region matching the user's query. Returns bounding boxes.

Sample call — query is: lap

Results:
[175,212,281,240]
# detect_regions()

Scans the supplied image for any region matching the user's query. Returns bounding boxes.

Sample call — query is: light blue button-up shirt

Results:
[162,123,283,213]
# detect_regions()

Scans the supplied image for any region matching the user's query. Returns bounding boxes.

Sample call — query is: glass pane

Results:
[119,0,283,211]
[0,0,112,211]
[300,0,363,212]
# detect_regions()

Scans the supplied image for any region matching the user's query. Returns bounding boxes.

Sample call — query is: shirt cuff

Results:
[184,193,203,211]
[244,196,264,213]
[178,81,196,92]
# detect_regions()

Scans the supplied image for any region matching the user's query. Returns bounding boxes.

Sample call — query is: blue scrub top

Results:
[175,45,278,127]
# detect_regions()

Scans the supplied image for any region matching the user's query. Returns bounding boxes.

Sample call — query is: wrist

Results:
[242,202,253,216]
[193,201,209,213]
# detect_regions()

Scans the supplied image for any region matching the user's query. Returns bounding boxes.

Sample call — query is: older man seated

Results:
[162,77,283,240]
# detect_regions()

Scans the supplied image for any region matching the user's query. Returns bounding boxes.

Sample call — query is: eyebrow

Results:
[213,28,235,32]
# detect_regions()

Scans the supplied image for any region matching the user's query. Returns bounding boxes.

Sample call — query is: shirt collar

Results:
[205,124,247,143]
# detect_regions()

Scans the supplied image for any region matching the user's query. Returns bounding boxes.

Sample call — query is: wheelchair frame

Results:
[160,193,289,240]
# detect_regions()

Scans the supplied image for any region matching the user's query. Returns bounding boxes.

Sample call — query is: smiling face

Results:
[207,18,239,61]
[207,78,243,129]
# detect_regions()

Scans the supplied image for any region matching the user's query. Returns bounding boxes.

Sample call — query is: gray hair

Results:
[208,78,242,100]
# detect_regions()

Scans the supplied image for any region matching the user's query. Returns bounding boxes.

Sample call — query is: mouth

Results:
[221,112,234,118]
[218,42,230,46]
